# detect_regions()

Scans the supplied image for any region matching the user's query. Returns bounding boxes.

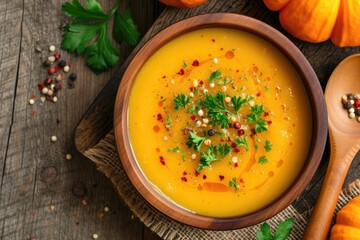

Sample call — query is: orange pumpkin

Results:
[330,195,360,240]
[159,0,208,8]
[263,0,360,47]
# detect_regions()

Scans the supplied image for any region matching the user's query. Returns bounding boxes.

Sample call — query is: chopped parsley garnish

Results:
[197,146,218,171]
[218,76,231,85]
[168,146,181,153]
[265,85,269,92]
[186,131,206,152]
[258,156,268,164]
[235,136,249,151]
[174,94,190,110]
[231,95,253,112]
[165,113,172,128]
[229,177,239,191]
[264,140,272,152]
[208,70,222,82]
[247,104,268,133]
[256,217,294,240]
[201,92,232,128]
[217,143,231,157]
[183,60,188,68]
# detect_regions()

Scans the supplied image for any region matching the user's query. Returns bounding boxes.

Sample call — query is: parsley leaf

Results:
[183,60,188,68]
[113,6,140,46]
[218,76,231,85]
[174,94,190,110]
[61,0,140,73]
[258,156,268,164]
[165,113,172,128]
[235,136,249,151]
[197,146,218,171]
[208,70,222,82]
[217,143,231,157]
[256,217,294,240]
[264,140,272,152]
[231,95,252,112]
[168,146,180,153]
[186,131,206,152]
[247,104,268,133]
[201,92,232,128]
[229,177,239,191]
[256,118,268,133]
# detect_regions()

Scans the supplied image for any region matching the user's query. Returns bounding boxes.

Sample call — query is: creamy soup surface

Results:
[128,28,312,217]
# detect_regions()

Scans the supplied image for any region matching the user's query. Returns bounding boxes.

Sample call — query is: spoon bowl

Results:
[303,54,360,239]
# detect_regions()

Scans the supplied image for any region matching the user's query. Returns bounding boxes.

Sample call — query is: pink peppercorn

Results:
[233,122,241,129]
[54,52,61,60]
[44,78,53,85]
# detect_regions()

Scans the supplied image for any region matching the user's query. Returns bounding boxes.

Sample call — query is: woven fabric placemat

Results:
[83,129,360,239]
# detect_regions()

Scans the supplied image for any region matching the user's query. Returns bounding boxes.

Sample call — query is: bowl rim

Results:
[114,13,328,230]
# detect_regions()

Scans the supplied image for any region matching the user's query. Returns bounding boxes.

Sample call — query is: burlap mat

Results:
[84,129,360,239]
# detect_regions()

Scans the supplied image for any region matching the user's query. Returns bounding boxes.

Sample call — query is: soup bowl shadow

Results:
[114,13,327,230]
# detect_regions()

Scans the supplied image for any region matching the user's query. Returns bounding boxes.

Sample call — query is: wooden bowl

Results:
[114,13,327,230]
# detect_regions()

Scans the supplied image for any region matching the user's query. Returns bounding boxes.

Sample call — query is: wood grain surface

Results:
[0,0,163,239]
[1,0,360,239]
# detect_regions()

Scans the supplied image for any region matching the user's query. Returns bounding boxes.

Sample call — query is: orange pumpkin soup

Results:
[128,28,312,217]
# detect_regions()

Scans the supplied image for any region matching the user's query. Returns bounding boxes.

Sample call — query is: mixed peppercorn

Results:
[342,93,360,121]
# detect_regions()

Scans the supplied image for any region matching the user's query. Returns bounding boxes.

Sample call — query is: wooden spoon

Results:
[303,54,360,240]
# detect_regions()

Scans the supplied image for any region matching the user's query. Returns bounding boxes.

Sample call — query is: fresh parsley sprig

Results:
[229,177,239,191]
[201,92,234,128]
[61,0,140,73]
[174,94,190,110]
[247,104,268,133]
[208,70,222,82]
[186,131,206,152]
[236,136,249,151]
[256,218,295,240]
[197,146,218,171]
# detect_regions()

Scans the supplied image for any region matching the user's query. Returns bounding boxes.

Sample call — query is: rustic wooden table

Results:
[1,0,360,239]
[0,0,163,239]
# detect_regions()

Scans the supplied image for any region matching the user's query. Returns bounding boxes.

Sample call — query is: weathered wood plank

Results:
[0,0,162,239]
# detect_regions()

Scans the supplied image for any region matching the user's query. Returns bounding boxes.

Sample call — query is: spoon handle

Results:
[302,143,359,240]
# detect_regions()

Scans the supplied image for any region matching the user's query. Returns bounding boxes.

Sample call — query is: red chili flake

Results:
[355,99,360,108]
[234,162,238,168]
[264,112,269,117]
[236,69,239,73]
[38,83,45,91]
[157,113,163,121]
[199,80,204,85]
[31,95,36,99]
[177,68,185,75]
[202,175,207,180]
[267,120,272,125]
[256,92,261,97]
[220,139,224,142]
[251,128,256,136]
[44,78,53,85]
[181,177,187,182]
[31,111,36,116]
[183,128,191,135]
[190,87,194,92]
[190,115,196,120]
[227,137,232,142]
[233,148,240,153]
[54,52,61,60]
[192,60,199,66]
[231,142,237,148]
[239,178,244,183]
[162,76,166,79]
[183,171,188,175]
[194,171,200,177]
[159,156,165,165]
[211,39,215,42]
[58,83,63,90]
[68,62,73,67]
[219,175,224,181]
[238,129,245,136]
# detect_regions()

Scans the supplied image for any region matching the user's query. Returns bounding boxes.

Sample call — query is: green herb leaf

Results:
[217,143,231,157]
[272,218,295,240]
[256,118,268,133]
[258,155,268,164]
[229,177,239,191]
[208,70,222,82]
[256,222,271,240]
[218,76,231,85]
[113,6,140,46]
[235,136,249,151]
[165,113,172,128]
[61,0,139,73]
[197,146,218,171]
[174,94,190,110]
[201,92,232,128]
[264,140,272,152]
[168,146,180,153]
[231,95,247,112]
[183,60,188,68]
[251,104,265,116]
[186,131,206,152]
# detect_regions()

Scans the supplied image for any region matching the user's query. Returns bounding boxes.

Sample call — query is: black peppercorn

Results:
[208,129,216,136]
[69,73,77,81]
[344,102,352,109]
[43,60,51,68]
[355,108,360,116]
[58,59,67,68]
